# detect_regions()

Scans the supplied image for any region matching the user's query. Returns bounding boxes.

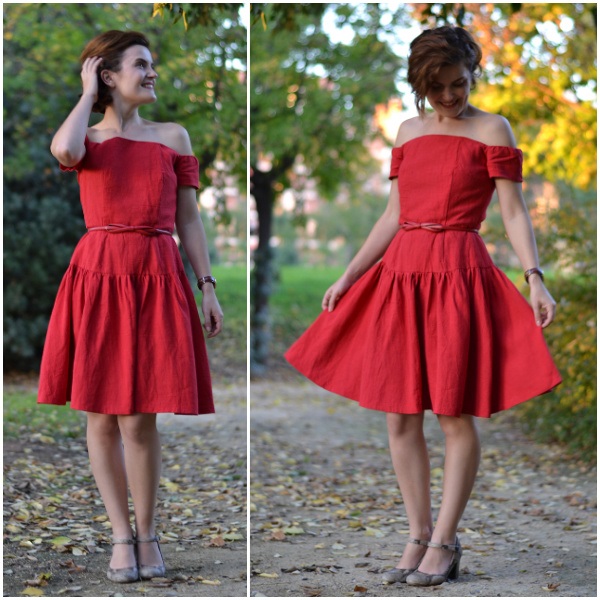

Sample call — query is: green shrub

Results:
[516,276,596,462]
[3,171,84,371]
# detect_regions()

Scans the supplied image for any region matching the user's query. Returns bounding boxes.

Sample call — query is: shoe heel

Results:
[447,556,460,581]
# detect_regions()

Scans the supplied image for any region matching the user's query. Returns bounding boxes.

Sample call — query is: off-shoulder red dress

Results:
[38,136,214,415]
[285,135,561,417]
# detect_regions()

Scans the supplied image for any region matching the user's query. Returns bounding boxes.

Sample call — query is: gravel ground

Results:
[250,380,596,598]
[4,384,247,598]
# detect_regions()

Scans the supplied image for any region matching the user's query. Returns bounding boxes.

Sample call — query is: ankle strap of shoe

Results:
[427,540,460,552]
[111,537,136,545]
[136,535,160,543]
[408,538,430,547]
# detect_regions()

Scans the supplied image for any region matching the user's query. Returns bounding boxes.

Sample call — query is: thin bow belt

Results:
[87,224,173,236]
[400,221,479,233]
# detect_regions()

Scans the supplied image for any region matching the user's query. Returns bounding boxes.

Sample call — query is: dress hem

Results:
[284,359,562,419]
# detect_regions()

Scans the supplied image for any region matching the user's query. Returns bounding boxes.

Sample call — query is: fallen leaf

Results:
[284,526,305,535]
[301,586,323,597]
[50,536,72,548]
[208,535,225,547]
[542,582,561,592]
[23,573,51,587]
[258,572,279,578]
[20,588,44,597]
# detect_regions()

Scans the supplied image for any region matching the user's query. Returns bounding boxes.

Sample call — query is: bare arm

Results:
[50,56,102,166]
[496,179,555,327]
[172,127,223,337]
[490,117,556,327]
[176,188,223,338]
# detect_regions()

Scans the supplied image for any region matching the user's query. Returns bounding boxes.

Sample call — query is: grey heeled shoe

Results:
[406,537,462,586]
[381,538,430,584]
[106,537,139,583]
[137,535,166,579]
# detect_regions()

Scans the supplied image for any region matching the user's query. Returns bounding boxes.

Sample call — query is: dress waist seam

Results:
[399,221,479,233]
[87,224,173,236]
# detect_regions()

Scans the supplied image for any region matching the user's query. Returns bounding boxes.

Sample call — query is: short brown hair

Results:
[80,30,151,113]
[407,26,482,115]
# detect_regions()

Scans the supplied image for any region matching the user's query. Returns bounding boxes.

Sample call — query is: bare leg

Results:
[118,414,163,568]
[86,413,135,570]
[386,413,434,569]
[417,413,480,575]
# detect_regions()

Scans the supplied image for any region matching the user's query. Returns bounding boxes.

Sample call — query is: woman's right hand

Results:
[81,56,103,101]
[322,273,354,312]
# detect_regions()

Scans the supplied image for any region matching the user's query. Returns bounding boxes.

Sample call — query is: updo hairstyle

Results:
[80,30,151,113]
[407,26,482,115]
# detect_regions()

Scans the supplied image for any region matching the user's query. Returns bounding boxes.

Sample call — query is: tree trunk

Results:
[251,168,275,375]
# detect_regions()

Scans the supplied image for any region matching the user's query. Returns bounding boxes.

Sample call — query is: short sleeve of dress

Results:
[174,155,200,189]
[486,146,524,182]
[389,146,404,180]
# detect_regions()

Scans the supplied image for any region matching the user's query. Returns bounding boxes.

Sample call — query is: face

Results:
[103,45,158,106]
[425,63,472,118]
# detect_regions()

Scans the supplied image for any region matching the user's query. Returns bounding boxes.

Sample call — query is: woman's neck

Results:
[99,105,144,134]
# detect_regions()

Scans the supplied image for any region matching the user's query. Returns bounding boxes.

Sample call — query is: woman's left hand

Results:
[201,286,223,338]
[529,278,556,328]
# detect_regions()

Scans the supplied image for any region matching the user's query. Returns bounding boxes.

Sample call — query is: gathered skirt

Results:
[38,232,214,415]
[285,229,561,417]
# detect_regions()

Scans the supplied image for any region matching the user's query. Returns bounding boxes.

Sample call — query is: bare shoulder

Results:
[152,122,194,155]
[394,117,423,147]
[476,112,518,148]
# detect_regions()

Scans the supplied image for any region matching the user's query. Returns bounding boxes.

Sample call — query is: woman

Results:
[285,26,561,587]
[38,30,223,583]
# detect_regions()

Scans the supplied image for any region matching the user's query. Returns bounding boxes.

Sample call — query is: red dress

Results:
[285,135,561,418]
[38,136,214,415]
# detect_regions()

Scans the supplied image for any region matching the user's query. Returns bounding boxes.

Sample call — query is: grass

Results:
[270,266,344,364]
[4,391,85,439]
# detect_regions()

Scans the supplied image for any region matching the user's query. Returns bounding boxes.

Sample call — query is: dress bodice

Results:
[60,136,199,232]
[389,135,523,231]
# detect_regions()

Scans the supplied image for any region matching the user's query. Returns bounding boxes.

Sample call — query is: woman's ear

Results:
[100,69,113,87]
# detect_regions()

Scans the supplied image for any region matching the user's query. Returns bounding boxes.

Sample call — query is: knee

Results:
[87,414,119,438]
[437,414,478,439]
[118,415,158,445]
[387,413,424,440]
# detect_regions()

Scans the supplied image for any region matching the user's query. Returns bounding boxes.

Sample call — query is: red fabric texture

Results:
[285,135,561,418]
[39,137,214,415]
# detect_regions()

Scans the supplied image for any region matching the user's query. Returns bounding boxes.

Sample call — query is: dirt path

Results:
[250,380,596,597]
[3,384,247,598]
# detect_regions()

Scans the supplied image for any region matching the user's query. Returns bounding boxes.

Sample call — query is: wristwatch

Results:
[197,275,217,291]
[524,267,544,284]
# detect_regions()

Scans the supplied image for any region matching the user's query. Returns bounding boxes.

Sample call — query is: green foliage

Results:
[4,391,85,439]
[153,3,242,31]
[250,3,328,31]
[250,4,408,370]
[517,275,596,462]
[515,194,596,462]
[4,3,245,371]
[251,3,406,194]
[414,3,597,190]
[3,184,84,371]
